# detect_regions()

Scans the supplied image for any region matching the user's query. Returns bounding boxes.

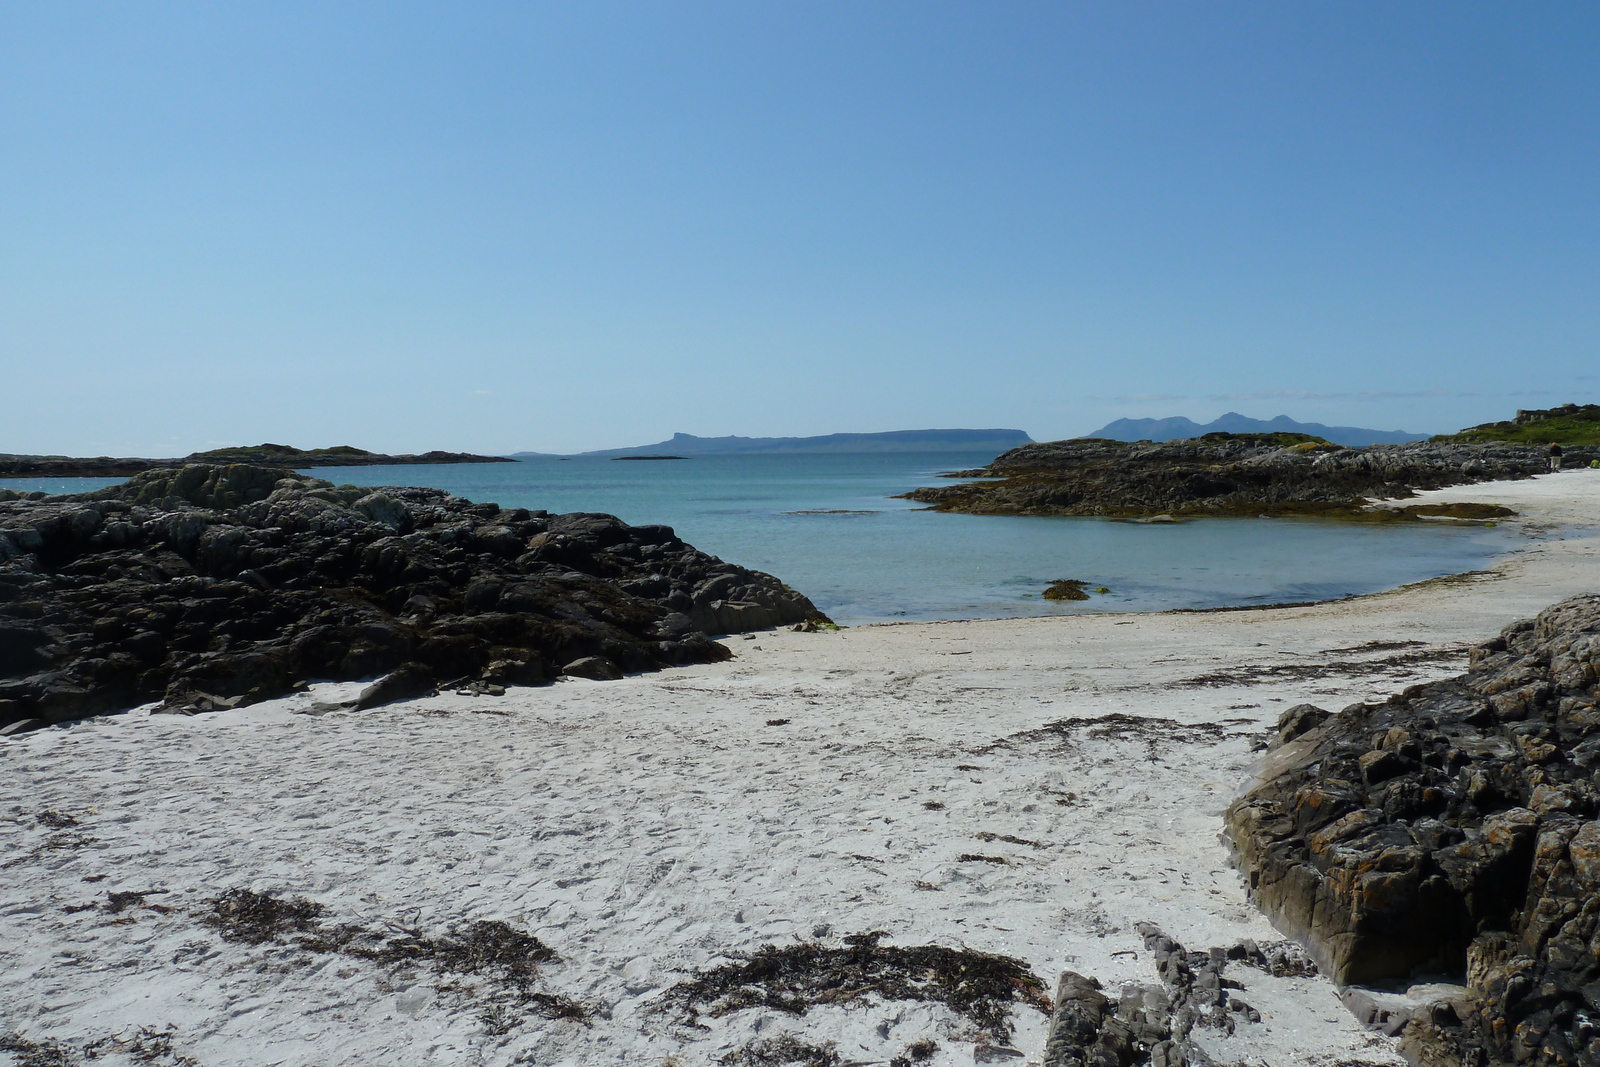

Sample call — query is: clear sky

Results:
[4,2,1598,455]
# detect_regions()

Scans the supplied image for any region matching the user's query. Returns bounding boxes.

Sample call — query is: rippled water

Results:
[4,452,1521,624]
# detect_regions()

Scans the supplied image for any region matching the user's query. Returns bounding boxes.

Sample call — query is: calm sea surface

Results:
[8,452,1520,625]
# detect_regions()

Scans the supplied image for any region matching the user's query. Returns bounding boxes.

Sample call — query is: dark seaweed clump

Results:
[0,1032,71,1067]
[717,1034,841,1066]
[201,889,585,1024]
[1,1025,199,1067]
[715,1034,941,1067]
[666,931,1050,1040]
[347,920,564,1004]
[203,887,326,943]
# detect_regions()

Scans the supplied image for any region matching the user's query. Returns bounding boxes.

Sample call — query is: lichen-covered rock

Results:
[0,465,829,732]
[1225,594,1600,1065]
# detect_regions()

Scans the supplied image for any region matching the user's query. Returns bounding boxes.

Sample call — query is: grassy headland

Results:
[1433,402,1600,446]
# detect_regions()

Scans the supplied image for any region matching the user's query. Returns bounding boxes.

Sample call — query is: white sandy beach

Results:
[4,471,1600,1067]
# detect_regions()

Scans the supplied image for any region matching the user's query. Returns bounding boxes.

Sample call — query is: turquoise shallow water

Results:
[5,452,1520,624]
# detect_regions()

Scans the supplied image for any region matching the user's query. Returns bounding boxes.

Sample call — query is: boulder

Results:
[356,663,437,710]
[562,656,623,681]
[1226,594,1600,1064]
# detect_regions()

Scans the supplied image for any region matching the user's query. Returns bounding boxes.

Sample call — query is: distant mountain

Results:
[1083,412,1429,448]
[511,429,1033,459]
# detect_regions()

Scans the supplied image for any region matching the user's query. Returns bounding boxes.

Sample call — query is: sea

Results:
[9,452,1521,626]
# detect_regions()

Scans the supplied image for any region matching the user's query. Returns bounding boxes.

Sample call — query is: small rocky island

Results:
[0,443,513,480]
[0,464,826,734]
[902,433,1591,519]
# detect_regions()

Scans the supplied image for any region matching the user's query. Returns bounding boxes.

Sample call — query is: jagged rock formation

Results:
[1225,595,1600,1065]
[1040,924,1317,1067]
[901,435,1591,518]
[0,464,826,734]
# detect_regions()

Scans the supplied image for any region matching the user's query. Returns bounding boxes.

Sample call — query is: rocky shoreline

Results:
[0,445,513,480]
[1222,594,1600,1067]
[902,435,1596,518]
[5,468,1598,1065]
[0,464,826,734]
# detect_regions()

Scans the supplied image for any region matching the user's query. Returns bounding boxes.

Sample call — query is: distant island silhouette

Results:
[0,444,512,480]
[513,428,1033,458]
[1083,412,1428,448]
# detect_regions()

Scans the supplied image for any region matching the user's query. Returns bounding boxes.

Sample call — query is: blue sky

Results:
[4,2,1597,455]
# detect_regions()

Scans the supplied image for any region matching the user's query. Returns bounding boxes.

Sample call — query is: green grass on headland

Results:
[1435,403,1600,446]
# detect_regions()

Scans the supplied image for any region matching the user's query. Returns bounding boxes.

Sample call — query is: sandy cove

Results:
[3,472,1599,1067]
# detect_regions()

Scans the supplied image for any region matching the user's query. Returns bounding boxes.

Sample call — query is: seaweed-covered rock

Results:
[1225,594,1600,1065]
[902,435,1586,518]
[0,465,828,731]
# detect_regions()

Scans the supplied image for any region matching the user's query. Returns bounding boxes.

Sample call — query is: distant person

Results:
[1548,442,1563,472]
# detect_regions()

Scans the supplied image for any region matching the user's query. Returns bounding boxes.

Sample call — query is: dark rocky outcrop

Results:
[1225,595,1600,1065]
[0,464,826,733]
[901,435,1590,518]
[0,444,511,480]
[1040,924,1317,1067]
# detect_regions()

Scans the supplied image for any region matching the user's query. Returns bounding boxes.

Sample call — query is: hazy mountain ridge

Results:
[1084,412,1429,447]
[513,428,1034,458]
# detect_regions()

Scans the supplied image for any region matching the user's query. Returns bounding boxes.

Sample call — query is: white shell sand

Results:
[4,471,1599,1066]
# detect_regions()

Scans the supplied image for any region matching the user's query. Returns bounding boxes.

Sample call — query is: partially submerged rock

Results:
[1225,594,1600,1065]
[0,464,829,731]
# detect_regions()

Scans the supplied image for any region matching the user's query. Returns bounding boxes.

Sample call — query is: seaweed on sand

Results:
[992,712,1255,759]
[0,1032,72,1067]
[85,1025,199,1066]
[665,931,1050,1040]
[199,890,586,1023]
[203,888,326,943]
[972,832,1043,849]
[346,919,572,1016]
[893,1039,939,1064]
[106,890,173,915]
[716,1034,841,1066]
[0,1026,199,1067]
